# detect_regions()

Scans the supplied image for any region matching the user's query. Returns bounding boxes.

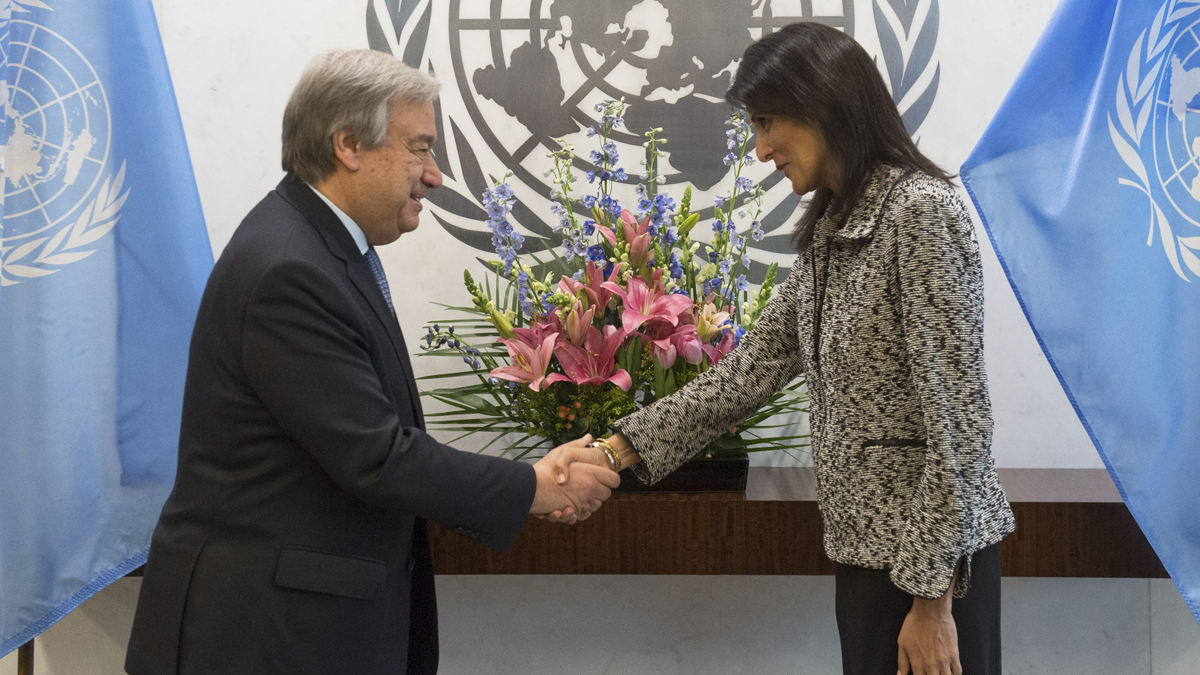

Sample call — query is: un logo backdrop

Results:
[367,0,940,281]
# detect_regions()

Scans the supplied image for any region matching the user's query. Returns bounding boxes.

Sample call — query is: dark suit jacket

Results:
[125,175,536,675]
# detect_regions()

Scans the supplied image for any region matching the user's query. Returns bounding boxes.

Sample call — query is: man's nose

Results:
[424,154,444,188]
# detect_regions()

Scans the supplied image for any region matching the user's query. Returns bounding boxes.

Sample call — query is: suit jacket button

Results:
[407,558,416,571]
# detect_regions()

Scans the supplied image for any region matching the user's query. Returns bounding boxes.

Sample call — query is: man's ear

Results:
[331,128,362,172]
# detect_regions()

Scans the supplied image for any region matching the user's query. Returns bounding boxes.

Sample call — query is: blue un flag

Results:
[962,0,1200,624]
[0,0,212,654]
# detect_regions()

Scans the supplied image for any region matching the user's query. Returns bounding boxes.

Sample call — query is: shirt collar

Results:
[307,183,369,255]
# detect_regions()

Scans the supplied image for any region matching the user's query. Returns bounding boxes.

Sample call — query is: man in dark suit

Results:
[125,50,618,675]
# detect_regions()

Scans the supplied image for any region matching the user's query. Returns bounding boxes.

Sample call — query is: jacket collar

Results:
[274,174,425,427]
[275,174,363,262]
[831,164,912,241]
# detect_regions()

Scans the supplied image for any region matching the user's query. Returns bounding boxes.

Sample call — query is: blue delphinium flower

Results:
[613,168,627,182]
[735,274,749,292]
[734,176,753,193]
[590,149,604,164]
[586,171,596,183]
[708,250,719,263]
[714,195,726,208]
[598,194,621,216]
[733,325,747,347]
[750,220,765,241]
[517,270,533,318]
[712,219,725,233]
[588,244,606,262]
[582,195,597,209]
[719,257,733,275]
[583,220,596,236]
[668,253,684,279]
[482,182,521,274]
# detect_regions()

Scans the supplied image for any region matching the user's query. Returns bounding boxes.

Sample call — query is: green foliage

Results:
[512,382,637,442]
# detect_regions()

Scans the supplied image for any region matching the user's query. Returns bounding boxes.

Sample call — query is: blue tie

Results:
[364,247,394,317]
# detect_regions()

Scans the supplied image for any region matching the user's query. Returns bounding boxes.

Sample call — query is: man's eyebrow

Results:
[412,133,437,146]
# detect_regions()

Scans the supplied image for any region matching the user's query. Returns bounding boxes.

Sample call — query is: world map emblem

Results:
[367,0,941,280]
[0,4,128,287]
[1110,0,1200,281]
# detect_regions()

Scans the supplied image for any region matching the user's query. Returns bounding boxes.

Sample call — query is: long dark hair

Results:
[726,22,952,250]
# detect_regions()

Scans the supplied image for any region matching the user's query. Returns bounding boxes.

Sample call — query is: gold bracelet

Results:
[589,437,621,473]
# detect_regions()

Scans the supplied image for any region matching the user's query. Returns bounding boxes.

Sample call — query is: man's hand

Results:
[897,586,961,675]
[529,435,619,524]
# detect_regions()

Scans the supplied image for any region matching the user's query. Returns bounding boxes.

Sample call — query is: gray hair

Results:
[282,49,439,184]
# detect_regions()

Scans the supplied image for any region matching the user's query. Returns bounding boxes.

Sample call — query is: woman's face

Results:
[749,114,837,195]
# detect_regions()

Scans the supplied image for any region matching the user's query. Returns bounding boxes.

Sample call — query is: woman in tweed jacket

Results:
[592,22,1015,675]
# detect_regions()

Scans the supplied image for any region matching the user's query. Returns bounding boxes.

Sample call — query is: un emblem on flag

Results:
[367,1,941,274]
[1110,0,1200,281]
[0,14,128,287]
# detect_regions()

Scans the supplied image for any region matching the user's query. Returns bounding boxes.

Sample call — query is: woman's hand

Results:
[896,587,960,675]
[537,433,639,523]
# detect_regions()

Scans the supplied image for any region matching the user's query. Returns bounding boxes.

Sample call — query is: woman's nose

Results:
[754,135,771,163]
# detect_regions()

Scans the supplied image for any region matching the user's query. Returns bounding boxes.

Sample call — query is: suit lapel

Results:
[275,176,425,428]
[344,260,425,427]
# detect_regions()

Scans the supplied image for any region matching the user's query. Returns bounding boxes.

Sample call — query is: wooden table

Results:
[429,468,1168,578]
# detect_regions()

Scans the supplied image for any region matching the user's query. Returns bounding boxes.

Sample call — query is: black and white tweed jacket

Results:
[614,165,1015,599]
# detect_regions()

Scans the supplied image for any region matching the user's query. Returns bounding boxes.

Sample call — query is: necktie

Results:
[365,247,394,317]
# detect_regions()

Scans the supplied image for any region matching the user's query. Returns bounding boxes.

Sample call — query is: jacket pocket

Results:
[274,547,387,600]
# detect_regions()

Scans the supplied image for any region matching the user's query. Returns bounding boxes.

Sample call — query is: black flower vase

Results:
[614,431,750,493]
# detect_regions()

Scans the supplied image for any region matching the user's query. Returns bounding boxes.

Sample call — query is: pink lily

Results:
[602,271,692,336]
[703,330,736,366]
[544,325,632,391]
[560,260,623,312]
[508,320,557,352]
[558,297,595,346]
[620,210,656,269]
[649,323,704,369]
[595,210,655,269]
[491,332,559,392]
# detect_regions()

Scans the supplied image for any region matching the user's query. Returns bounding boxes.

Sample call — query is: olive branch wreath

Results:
[1108,0,1200,281]
[0,0,52,32]
[873,0,941,135]
[0,162,130,286]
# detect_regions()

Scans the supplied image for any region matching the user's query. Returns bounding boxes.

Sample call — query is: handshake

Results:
[528,434,623,524]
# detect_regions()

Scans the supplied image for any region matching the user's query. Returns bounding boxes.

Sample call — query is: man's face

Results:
[353,100,443,245]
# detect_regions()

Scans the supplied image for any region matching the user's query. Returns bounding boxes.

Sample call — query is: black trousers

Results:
[834,544,1001,675]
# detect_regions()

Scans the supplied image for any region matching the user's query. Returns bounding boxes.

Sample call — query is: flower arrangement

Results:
[419,100,809,459]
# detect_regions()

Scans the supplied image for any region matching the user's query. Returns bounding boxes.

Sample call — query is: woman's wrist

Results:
[607,433,640,470]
